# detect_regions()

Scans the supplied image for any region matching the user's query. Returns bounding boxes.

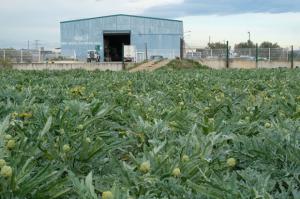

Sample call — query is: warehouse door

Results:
[103,32,130,62]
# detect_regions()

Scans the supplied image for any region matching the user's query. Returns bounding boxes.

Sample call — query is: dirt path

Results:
[129,59,171,72]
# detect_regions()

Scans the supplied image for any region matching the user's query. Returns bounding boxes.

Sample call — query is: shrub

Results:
[162,59,209,70]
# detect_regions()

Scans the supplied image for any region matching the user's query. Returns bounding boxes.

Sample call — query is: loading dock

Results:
[103,32,130,62]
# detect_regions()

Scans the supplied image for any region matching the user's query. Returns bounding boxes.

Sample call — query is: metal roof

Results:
[60,14,183,24]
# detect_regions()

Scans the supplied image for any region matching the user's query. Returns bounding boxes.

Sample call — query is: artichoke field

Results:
[0,67,300,198]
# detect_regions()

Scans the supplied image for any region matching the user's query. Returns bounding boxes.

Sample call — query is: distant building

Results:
[60,14,183,62]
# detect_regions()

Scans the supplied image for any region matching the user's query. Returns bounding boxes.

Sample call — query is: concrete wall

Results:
[61,14,183,61]
[200,59,300,69]
[13,63,123,71]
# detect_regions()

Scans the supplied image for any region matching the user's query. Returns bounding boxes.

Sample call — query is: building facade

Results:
[60,14,183,62]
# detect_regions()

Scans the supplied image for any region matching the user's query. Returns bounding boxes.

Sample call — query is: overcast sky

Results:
[0,0,300,49]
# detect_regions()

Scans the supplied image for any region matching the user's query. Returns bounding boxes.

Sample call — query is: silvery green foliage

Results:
[0,64,299,198]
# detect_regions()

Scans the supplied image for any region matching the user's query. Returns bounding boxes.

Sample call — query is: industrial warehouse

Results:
[60,14,184,62]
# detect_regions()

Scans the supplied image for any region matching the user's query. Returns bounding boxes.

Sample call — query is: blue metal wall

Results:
[60,14,183,61]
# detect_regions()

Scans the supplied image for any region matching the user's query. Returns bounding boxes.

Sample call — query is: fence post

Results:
[122,43,125,69]
[73,50,77,60]
[291,45,294,69]
[21,49,23,63]
[145,43,148,61]
[38,49,41,63]
[3,49,5,60]
[180,38,184,59]
[32,50,34,63]
[255,44,258,68]
[268,48,271,62]
[226,41,229,69]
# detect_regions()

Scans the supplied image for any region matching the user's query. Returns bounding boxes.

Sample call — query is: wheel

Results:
[87,58,91,63]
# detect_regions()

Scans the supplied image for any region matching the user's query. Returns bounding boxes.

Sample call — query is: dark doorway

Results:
[104,33,130,62]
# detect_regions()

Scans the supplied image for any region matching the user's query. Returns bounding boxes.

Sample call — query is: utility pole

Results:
[209,36,211,45]
[27,40,30,50]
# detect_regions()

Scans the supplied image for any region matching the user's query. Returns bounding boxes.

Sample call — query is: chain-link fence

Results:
[294,50,300,61]
[130,49,179,63]
[184,46,299,69]
[185,49,227,60]
[0,48,179,64]
[1,46,299,69]
[235,48,290,61]
[0,49,63,63]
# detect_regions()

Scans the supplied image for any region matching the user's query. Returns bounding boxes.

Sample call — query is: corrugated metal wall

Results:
[61,15,183,61]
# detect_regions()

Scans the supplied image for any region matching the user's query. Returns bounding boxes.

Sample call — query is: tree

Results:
[259,42,280,48]
[235,40,255,49]
[207,42,227,49]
